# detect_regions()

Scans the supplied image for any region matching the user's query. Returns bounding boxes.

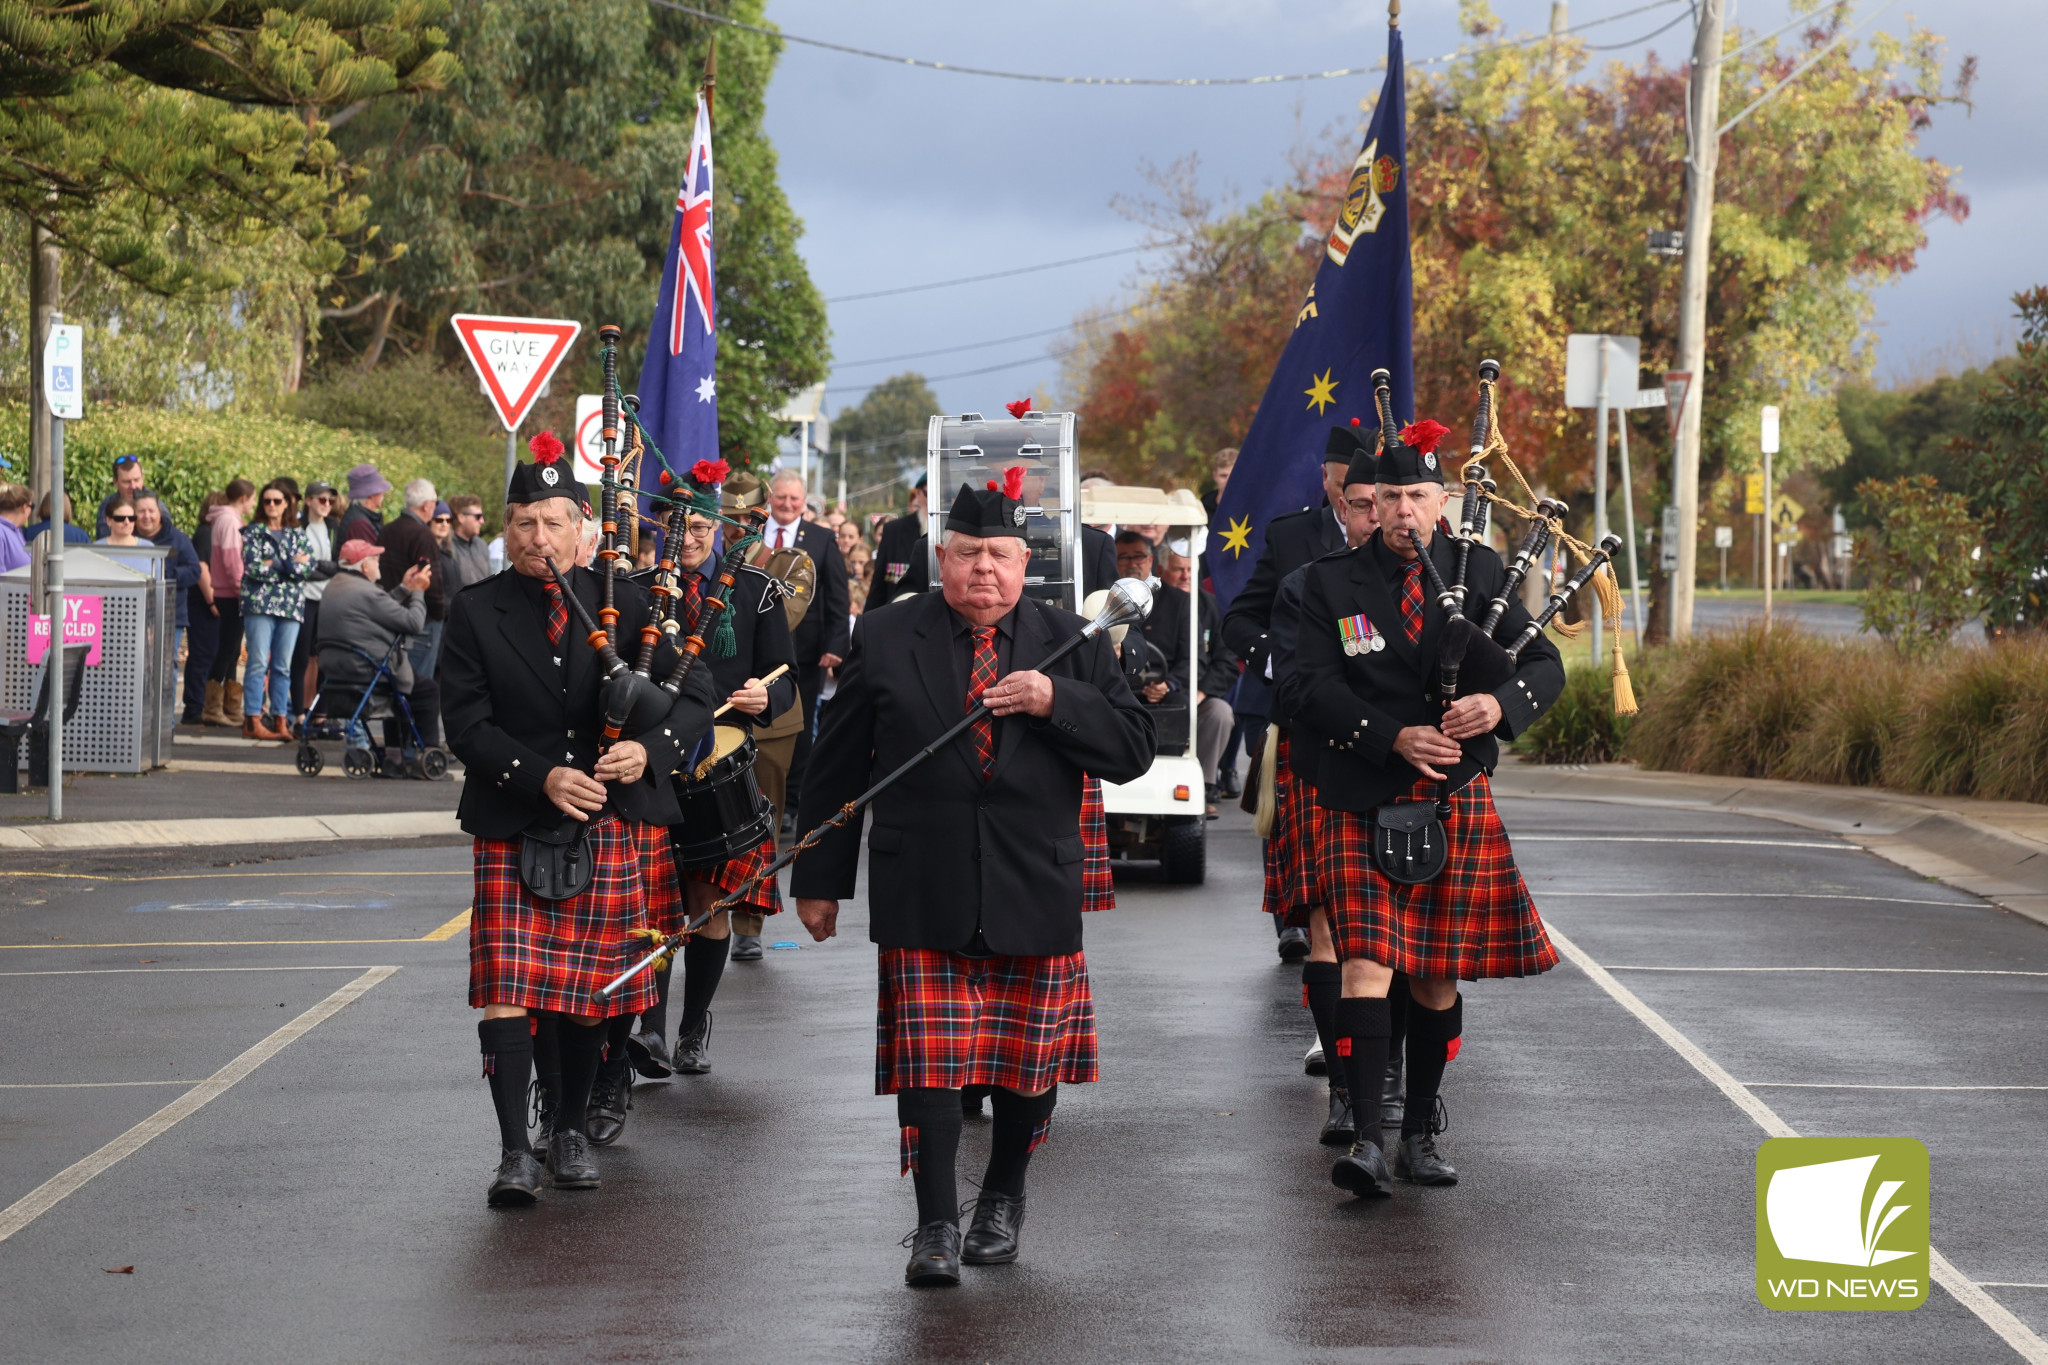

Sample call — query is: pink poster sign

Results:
[27,594,104,666]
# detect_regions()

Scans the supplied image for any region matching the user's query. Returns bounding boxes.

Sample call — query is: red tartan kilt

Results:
[676,831,783,925]
[1320,772,1558,981]
[1261,732,1325,926]
[635,821,685,936]
[1081,775,1113,913]
[469,815,659,1018]
[875,947,1099,1095]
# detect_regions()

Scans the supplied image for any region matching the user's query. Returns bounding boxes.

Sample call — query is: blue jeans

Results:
[407,619,444,682]
[242,613,301,718]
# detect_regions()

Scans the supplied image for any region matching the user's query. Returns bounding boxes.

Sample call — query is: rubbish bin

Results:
[88,541,174,765]
[2,548,169,775]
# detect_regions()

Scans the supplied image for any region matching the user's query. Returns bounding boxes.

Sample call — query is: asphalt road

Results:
[0,796,2042,1363]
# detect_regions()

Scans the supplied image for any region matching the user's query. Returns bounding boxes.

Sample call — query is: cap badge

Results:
[1423,452,1437,470]
[1012,505,1027,526]
[541,466,559,486]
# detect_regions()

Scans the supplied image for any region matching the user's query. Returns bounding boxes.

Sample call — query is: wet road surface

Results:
[0,799,2042,1363]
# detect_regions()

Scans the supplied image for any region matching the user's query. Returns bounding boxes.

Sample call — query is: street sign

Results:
[451,314,581,432]
[43,323,83,420]
[1714,525,1734,549]
[1773,492,1804,539]
[1662,370,1691,437]
[573,394,606,484]
[1760,404,1781,454]
[1744,475,1764,515]
[1564,334,1641,408]
[1660,504,1681,571]
[1625,387,1667,411]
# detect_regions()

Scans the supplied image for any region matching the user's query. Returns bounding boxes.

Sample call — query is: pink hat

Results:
[339,539,385,567]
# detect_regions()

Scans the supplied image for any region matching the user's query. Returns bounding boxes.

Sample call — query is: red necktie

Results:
[682,572,703,633]
[776,524,788,549]
[1399,559,1425,644]
[966,626,998,780]
[543,580,568,648]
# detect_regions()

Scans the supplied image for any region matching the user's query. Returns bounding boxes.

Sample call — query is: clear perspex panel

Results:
[925,411,1080,614]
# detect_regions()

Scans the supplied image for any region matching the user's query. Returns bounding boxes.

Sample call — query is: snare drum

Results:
[670,724,776,869]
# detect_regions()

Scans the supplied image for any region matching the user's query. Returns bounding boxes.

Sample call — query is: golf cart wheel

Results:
[1161,815,1206,885]
[342,746,377,779]
[295,743,325,777]
[421,748,450,781]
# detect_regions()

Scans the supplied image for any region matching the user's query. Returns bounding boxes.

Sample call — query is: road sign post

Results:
[40,319,82,821]
[1760,405,1780,627]
[1714,524,1733,589]
[450,314,583,498]
[1567,334,1646,658]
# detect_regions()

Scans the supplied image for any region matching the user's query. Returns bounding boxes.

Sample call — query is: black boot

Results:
[628,962,676,1080]
[674,1011,713,1075]
[1319,1086,1356,1147]
[1390,1127,1459,1185]
[586,1060,632,1146]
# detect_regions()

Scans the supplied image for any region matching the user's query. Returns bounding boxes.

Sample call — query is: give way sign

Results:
[450,314,581,432]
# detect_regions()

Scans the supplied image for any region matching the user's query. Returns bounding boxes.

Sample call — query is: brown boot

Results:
[265,714,293,741]
[242,715,264,740]
[223,680,245,720]
[202,680,229,727]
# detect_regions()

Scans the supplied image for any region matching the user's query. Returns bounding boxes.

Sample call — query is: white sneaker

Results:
[1304,1041,1326,1076]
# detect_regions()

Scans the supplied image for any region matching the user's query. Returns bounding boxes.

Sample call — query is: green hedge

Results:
[0,404,460,534]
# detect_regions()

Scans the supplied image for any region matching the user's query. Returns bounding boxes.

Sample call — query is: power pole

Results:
[1669,0,1726,641]
[27,224,60,514]
[1548,1,1569,80]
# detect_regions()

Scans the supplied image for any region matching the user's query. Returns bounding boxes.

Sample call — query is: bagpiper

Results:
[1281,418,1563,1196]
[441,435,718,1205]
[790,474,1155,1286]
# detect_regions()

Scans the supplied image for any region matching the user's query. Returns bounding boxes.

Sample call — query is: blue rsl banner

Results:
[637,91,720,479]
[1209,24,1414,613]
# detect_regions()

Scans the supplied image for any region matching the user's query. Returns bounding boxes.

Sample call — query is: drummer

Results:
[625,460,799,1081]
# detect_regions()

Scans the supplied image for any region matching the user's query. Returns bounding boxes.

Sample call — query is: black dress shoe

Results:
[1277,926,1310,963]
[547,1129,601,1189]
[487,1147,544,1207]
[729,934,764,962]
[586,1064,630,1146]
[960,1084,992,1118]
[674,1013,713,1074]
[902,1220,962,1287]
[961,1192,1025,1265]
[1319,1087,1356,1147]
[1330,1138,1393,1198]
[1381,1061,1406,1134]
[627,1026,675,1080]
[1390,1130,1459,1185]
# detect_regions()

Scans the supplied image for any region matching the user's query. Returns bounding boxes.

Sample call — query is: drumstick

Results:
[711,663,790,718]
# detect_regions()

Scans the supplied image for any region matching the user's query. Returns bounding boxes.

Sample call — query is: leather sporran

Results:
[1368,795,1452,885]
[519,816,594,902]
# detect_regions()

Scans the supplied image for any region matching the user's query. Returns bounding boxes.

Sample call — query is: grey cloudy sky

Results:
[755,1,2039,435]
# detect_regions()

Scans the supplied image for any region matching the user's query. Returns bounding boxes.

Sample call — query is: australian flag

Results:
[1209,27,1412,613]
[637,92,719,477]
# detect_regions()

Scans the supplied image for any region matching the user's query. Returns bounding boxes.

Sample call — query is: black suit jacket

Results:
[1279,532,1564,813]
[1221,501,1346,671]
[440,567,720,838]
[767,520,849,664]
[623,563,798,726]
[1078,525,1118,598]
[790,591,1156,955]
[871,512,927,607]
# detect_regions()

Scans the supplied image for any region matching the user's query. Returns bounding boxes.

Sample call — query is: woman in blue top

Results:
[240,480,313,740]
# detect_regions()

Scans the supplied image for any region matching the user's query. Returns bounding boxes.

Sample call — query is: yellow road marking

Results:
[0,870,469,883]
[1,908,475,951]
[421,908,473,941]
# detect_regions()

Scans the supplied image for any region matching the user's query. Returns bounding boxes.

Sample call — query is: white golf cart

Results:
[1077,483,1209,884]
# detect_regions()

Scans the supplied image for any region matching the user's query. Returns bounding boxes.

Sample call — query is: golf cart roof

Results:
[1078,485,1208,529]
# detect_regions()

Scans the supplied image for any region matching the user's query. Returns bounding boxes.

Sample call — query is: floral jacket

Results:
[240,525,312,621]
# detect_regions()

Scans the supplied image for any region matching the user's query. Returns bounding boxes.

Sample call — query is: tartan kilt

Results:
[678,831,783,922]
[875,948,1099,1097]
[1321,773,1558,980]
[1260,732,1326,927]
[635,820,685,937]
[1081,775,1113,913]
[469,814,659,1018]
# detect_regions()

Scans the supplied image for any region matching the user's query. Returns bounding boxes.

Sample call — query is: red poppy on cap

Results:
[529,430,565,463]
[1004,399,1031,419]
[1399,419,1451,456]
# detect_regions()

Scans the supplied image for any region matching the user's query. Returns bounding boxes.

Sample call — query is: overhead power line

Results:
[648,0,1687,85]
[825,245,1156,303]
[832,304,1150,368]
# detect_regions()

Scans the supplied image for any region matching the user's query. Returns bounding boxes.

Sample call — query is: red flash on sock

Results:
[1302,986,1310,1007]
[1335,1038,1353,1057]
[1446,1038,1462,1062]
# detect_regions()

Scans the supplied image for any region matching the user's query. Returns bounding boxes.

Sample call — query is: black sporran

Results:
[1368,793,1452,885]
[520,816,594,902]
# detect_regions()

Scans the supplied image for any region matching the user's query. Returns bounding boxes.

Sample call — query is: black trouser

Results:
[290,598,320,716]
[206,597,243,684]
[382,675,441,751]
[786,661,823,807]
[182,588,219,720]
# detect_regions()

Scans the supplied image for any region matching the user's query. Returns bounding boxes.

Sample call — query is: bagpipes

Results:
[1424,358,1639,716]
[590,576,1158,1007]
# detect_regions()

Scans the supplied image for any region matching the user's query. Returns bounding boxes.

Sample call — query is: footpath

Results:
[1493,758,2048,930]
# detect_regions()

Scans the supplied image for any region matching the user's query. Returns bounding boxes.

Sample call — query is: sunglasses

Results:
[432,515,451,524]
[109,513,136,522]
[113,455,140,468]
[261,496,286,507]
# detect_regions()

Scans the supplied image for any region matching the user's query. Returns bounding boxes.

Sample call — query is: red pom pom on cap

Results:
[528,430,565,464]
[658,470,673,486]
[1400,419,1452,456]
[1001,466,1025,500]
[1004,399,1032,420]
[691,458,731,485]
[1350,416,1362,426]
[986,480,999,491]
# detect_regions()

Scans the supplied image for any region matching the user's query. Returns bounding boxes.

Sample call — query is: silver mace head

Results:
[1087,577,1155,636]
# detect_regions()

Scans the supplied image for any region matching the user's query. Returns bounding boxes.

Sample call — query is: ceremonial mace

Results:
[591,577,1157,1006]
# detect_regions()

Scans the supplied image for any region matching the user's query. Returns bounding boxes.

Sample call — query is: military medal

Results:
[1338,613,1383,656]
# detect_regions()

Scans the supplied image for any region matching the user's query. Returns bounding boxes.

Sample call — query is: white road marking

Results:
[0,1082,196,1089]
[1985,1285,2048,1290]
[1517,835,1850,849]
[1608,965,2048,977]
[1743,1083,2048,1092]
[1547,925,2048,1364]
[0,965,397,1246]
[1545,890,1978,908]
[0,966,386,977]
